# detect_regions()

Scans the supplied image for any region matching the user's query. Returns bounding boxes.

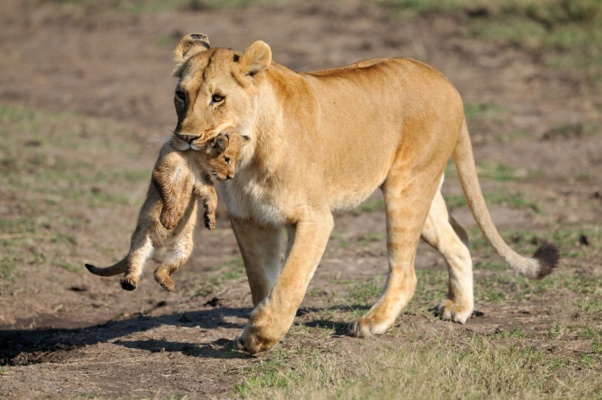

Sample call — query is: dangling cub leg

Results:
[153,198,198,292]
[119,230,154,290]
[421,177,474,324]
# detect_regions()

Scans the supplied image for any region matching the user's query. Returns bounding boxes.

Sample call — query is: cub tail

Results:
[84,258,128,277]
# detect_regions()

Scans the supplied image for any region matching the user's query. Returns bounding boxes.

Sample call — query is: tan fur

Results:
[168,35,559,353]
[85,134,245,292]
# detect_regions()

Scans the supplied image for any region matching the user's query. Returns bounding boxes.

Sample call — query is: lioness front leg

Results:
[230,217,284,306]
[236,213,334,354]
[421,189,474,324]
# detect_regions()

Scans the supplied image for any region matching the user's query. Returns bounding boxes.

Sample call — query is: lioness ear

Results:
[240,40,272,77]
[172,33,211,77]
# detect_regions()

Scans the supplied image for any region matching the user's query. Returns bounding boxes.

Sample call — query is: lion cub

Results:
[85,133,247,292]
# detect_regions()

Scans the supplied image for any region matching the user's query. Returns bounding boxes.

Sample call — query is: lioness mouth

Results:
[177,134,200,143]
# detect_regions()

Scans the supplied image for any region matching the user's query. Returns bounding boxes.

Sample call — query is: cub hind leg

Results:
[85,210,154,290]
[120,230,154,290]
[153,201,198,292]
[421,177,474,324]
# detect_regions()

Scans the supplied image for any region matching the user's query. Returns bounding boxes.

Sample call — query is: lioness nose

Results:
[177,134,200,143]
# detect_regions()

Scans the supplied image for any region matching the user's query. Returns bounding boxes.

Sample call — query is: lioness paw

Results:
[235,324,282,355]
[433,300,473,324]
[348,316,390,338]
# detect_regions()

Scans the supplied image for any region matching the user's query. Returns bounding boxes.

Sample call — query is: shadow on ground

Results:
[0,307,252,366]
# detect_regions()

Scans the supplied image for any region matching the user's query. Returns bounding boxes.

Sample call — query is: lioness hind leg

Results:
[349,168,439,338]
[421,189,474,324]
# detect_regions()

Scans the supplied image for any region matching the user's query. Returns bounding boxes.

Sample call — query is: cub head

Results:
[170,33,271,153]
[199,133,250,181]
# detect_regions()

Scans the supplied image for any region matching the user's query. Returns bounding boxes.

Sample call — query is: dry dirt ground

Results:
[0,1,601,399]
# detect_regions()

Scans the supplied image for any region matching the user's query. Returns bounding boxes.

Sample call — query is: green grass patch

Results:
[355,197,385,212]
[379,0,602,86]
[234,335,602,399]
[446,161,544,182]
[193,257,246,296]
[464,102,505,120]
[0,105,151,287]
[444,191,540,212]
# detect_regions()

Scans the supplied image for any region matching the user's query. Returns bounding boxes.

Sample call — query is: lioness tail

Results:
[453,119,559,278]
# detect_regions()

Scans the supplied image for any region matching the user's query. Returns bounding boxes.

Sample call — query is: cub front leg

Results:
[193,182,218,230]
[236,213,334,354]
[153,162,194,231]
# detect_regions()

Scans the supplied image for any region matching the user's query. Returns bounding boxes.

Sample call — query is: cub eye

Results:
[224,156,231,165]
[212,94,224,103]
[175,90,186,103]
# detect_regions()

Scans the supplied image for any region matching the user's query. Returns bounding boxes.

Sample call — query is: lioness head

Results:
[198,133,250,181]
[170,33,271,153]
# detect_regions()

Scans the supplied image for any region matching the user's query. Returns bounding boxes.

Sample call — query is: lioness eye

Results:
[212,94,224,103]
[175,90,186,103]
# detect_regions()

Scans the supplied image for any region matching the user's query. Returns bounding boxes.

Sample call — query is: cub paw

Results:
[159,212,179,231]
[433,300,473,324]
[203,213,216,230]
[120,276,138,291]
[154,274,175,292]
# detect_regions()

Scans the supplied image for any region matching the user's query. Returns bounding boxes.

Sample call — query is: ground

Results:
[0,1,601,399]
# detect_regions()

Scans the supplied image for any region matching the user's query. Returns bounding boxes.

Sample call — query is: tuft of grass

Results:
[446,161,544,182]
[464,102,505,120]
[193,257,245,297]
[332,276,385,309]
[444,191,540,212]
[234,335,602,399]
[355,197,385,212]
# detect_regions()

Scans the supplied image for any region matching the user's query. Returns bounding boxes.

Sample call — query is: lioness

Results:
[169,34,558,353]
[85,133,246,292]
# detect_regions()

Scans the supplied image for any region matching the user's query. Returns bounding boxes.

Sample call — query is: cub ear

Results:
[208,135,228,154]
[173,33,211,77]
[240,40,272,78]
